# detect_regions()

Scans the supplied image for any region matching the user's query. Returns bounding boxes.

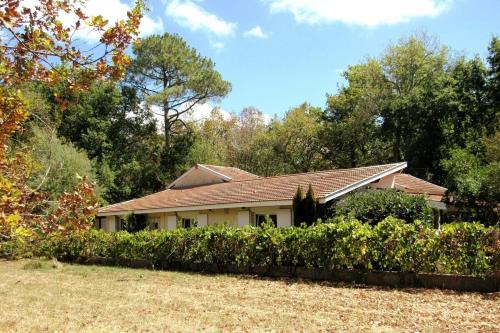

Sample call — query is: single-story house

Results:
[96,162,447,231]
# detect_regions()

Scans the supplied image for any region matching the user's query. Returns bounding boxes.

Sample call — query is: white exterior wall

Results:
[167,215,177,230]
[197,214,208,227]
[277,209,292,227]
[104,216,116,232]
[207,209,238,226]
[99,205,293,231]
[237,210,250,227]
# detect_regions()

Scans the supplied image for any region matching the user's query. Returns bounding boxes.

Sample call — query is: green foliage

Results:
[55,82,166,203]
[302,184,317,224]
[22,219,498,277]
[127,32,231,150]
[372,217,438,272]
[335,189,432,225]
[321,34,499,225]
[436,222,494,275]
[121,214,147,233]
[291,218,373,269]
[27,126,98,200]
[270,103,328,173]
[292,184,318,226]
[292,186,304,227]
[322,60,390,168]
[442,144,499,224]
[487,36,500,111]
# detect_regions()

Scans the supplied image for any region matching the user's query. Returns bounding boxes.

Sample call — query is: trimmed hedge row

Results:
[4,217,499,276]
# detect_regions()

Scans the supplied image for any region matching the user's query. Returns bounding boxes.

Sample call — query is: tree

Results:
[442,137,499,225]
[271,103,327,173]
[127,33,231,150]
[54,82,166,203]
[0,0,143,241]
[322,60,390,168]
[292,184,318,226]
[322,33,496,186]
[380,34,451,181]
[187,107,237,166]
[302,184,318,225]
[487,36,500,112]
[27,126,98,201]
[292,186,304,226]
[225,107,282,175]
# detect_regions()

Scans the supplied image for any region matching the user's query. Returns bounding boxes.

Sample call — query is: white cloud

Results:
[267,0,451,27]
[165,0,236,37]
[209,40,225,52]
[184,103,232,121]
[22,0,163,42]
[244,26,269,39]
[150,103,231,128]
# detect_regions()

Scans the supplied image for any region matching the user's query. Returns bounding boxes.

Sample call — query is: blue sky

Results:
[80,0,500,118]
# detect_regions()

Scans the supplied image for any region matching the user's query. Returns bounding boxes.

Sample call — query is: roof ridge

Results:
[200,164,257,174]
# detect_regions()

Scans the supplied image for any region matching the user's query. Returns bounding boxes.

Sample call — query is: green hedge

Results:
[3,217,498,276]
[335,189,433,224]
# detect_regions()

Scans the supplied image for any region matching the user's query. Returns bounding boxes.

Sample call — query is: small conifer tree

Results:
[303,184,317,225]
[292,185,304,226]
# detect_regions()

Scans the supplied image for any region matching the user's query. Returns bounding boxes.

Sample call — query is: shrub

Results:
[335,189,432,225]
[4,219,498,277]
[292,218,372,269]
[436,222,493,275]
[372,217,438,272]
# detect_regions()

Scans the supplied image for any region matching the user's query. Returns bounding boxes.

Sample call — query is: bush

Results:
[4,218,497,277]
[372,217,438,272]
[335,189,432,225]
[436,222,494,275]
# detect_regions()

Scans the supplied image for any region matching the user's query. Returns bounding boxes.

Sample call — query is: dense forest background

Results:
[16,33,499,222]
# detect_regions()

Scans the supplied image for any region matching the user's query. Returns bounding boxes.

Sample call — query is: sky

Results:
[65,0,500,119]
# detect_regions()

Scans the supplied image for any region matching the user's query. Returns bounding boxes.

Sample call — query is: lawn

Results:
[0,260,498,332]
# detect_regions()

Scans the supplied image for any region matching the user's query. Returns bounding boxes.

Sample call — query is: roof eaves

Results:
[97,199,294,216]
[198,164,232,181]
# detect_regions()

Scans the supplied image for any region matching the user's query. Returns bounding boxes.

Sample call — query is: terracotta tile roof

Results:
[201,164,260,181]
[394,173,447,202]
[99,163,406,214]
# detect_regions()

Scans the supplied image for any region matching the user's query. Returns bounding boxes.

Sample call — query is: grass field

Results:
[0,259,498,332]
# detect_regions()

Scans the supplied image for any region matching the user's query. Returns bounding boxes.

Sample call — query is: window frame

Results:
[254,214,277,227]
[181,218,194,228]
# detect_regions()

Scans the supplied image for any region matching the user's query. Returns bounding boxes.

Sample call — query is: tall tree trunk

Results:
[163,98,170,150]
[163,70,170,151]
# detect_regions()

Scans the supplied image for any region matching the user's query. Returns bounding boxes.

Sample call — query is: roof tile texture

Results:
[394,173,447,201]
[100,163,405,214]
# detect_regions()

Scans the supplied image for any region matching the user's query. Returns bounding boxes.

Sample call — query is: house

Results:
[96,162,447,231]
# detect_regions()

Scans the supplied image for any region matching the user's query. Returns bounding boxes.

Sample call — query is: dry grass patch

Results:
[0,259,498,332]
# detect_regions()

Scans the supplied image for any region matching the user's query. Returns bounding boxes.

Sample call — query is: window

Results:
[181,218,194,228]
[148,216,160,230]
[94,217,103,229]
[254,214,277,227]
[119,218,127,231]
